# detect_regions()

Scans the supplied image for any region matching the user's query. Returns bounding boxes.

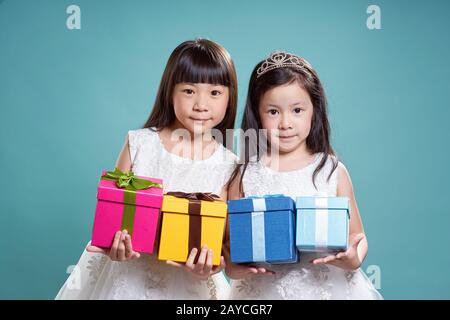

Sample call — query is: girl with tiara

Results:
[56,39,238,300]
[225,52,383,300]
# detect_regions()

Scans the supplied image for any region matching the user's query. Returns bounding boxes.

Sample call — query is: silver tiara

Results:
[256,52,308,78]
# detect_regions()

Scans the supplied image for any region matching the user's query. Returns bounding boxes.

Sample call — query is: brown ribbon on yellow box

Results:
[165,192,222,263]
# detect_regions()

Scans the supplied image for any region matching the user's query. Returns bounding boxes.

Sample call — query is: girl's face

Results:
[258,81,314,154]
[172,82,229,135]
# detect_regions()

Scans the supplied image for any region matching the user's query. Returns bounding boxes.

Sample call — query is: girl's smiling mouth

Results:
[278,134,297,140]
[189,117,211,122]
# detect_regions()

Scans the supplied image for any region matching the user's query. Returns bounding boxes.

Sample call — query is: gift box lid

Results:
[296,196,349,210]
[97,170,163,208]
[162,194,227,218]
[228,195,295,214]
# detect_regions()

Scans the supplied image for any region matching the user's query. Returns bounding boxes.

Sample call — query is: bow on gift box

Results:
[101,168,162,190]
[100,168,162,236]
[166,192,221,202]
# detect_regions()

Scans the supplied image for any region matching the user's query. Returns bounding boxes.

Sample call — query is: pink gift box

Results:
[91,171,163,254]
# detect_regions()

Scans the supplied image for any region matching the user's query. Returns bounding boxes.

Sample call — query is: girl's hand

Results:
[311,233,365,270]
[166,246,226,280]
[225,262,275,280]
[86,230,141,262]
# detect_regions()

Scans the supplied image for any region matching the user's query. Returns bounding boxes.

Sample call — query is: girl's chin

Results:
[186,123,215,135]
[271,142,302,154]
[278,147,299,154]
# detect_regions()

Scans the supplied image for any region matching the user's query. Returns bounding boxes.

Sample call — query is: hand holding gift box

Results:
[91,168,163,255]
[158,192,227,266]
[296,196,350,253]
[227,195,298,265]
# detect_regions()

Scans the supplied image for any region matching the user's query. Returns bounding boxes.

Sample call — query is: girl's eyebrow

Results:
[265,101,305,108]
[182,83,224,88]
[291,101,305,106]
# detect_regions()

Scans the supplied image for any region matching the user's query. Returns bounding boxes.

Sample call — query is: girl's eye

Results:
[293,107,302,114]
[268,109,279,116]
[183,89,194,95]
[211,90,221,96]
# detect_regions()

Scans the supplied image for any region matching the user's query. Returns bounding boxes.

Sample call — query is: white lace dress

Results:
[229,153,383,300]
[56,128,237,300]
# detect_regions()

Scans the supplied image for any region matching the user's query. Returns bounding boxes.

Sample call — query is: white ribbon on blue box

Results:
[251,211,266,262]
[228,195,297,264]
[296,197,350,252]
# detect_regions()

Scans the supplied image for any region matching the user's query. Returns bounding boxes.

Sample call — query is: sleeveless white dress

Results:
[229,153,383,300]
[56,128,237,300]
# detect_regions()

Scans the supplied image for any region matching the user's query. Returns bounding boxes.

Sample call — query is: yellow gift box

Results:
[158,192,227,266]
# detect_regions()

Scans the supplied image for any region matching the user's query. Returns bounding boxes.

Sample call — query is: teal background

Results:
[1,0,449,299]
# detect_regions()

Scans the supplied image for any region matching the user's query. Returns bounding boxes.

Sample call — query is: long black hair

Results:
[228,52,338,193]
[143,38,238,148]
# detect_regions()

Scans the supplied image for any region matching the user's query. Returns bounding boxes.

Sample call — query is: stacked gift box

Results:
[158,192,227,266]
[91,169,164,254]
[227,195,298,264]
[91,169,350,266]
[296,196,350,253]
[91,170,227,265]
[227,195,351,265]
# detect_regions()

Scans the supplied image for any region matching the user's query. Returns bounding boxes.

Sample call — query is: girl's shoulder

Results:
[127,127,159,146]
[128,126,156,137]
[322,153,346,173]
[319,154,352,193]
[315,152,343,177]
[217,144,239,165]
[127,127,161,163]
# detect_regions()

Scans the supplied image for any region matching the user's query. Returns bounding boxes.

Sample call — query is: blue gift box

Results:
[296,197,350,252]
[228,195,298,264]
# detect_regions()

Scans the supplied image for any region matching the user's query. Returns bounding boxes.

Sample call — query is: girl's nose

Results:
[193,95,209,112]
[279,114,293,130]
[193,103,208,112]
